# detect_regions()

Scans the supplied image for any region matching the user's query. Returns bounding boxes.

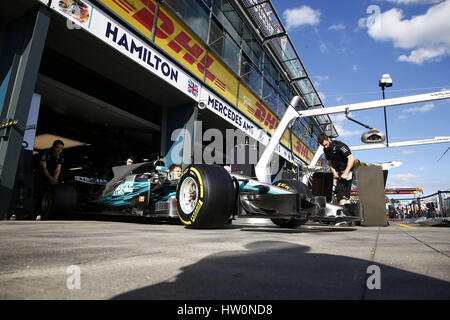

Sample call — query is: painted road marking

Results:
[393,223,417,229]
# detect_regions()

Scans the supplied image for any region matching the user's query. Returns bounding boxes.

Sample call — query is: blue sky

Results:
[272,0,450,197]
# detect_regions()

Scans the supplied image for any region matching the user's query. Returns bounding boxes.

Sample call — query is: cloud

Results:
[336,96,344,102]
[331,113,347,122]
[361,1,450,64]
[387,173,419,187]
[329,24,346,31]
[283,6,321,30]
[399,102,434,119]
[316,75,329,81]
[318,91,327,102]
[398,46,447,64]
[387,172,449,194]
[402,149,416,154]
[333,123,362,137]
[330,113,362,137]
[356,17,368,31]
[352,64,358,72]
[385,0,443,4]
[314,75,329,86]
[402,102,435,113]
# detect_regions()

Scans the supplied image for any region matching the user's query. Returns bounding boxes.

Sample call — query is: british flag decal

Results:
[187,79,199,98]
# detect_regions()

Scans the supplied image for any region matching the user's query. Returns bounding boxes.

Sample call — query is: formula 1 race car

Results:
[41,158,357,229]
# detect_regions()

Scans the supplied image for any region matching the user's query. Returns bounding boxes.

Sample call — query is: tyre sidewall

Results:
[176,167,204,226]
[41,185,77,219]
[176,165,234,228]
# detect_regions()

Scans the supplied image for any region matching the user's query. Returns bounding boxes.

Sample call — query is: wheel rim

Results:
[179,177,199,214]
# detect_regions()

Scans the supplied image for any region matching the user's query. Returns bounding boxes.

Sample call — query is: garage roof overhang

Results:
[236,0,338,138]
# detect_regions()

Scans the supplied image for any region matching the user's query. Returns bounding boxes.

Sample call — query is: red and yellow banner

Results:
[238,83,314,163]
[98,0,238,104]
[99,0,314,164]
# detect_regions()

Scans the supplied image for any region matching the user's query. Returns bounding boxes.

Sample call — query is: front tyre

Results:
[176,165,235,229]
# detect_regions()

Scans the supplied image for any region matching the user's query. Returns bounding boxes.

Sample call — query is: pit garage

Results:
[9,8,206,218]
[7,4,277,220]
[37,9,197,162]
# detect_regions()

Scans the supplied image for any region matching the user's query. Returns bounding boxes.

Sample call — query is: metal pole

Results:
[150,1,160,43]
[417,198,422,216]
[296,90,450,118]
[382,86,389,147]
[0,7,51,220]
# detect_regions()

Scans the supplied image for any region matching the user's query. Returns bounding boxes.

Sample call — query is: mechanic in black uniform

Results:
[38,140,65,185]
[34,140,65,215]
[317,133,355,206]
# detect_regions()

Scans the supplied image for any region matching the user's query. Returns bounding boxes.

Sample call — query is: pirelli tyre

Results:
[41,184,78,219]
[176,164,234,229]
[271,179,311,228]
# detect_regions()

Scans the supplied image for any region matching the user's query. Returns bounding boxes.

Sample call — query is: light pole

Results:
[379,74,392,147]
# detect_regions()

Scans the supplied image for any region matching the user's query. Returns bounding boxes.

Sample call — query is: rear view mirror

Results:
[361,129,386,144]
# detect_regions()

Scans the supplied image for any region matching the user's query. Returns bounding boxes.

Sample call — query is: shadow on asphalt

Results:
[40,214,358,233]
[66,216,357,233]
[50,212,183,226]
[237,226,357,234]
[111,240,450,300]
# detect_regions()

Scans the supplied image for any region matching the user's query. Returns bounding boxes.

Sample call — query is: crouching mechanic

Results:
[318,133,355,206]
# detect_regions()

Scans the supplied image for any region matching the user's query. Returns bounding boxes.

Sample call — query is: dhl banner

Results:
[98,0,239,105]
[238,83,314,163]
[47,0,314,164]
[50,0,201,101]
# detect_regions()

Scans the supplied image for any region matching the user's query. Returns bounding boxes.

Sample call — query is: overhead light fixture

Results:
[361,129,386,144]
[198,101,207,109]
[379,74,392,88]
[379,74,393,146]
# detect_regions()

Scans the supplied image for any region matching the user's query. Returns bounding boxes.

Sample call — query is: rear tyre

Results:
[176,165,235,229]
[271,179,311,228]
[41,184,77,219]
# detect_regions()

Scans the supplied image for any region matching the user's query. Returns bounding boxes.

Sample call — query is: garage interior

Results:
[32,11,195,182]
[37,5,272,169]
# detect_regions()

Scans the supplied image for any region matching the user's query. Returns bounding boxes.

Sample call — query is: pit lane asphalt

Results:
[0,216,449,300]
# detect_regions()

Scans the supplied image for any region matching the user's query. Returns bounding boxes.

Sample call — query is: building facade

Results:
[0,0,336,219]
